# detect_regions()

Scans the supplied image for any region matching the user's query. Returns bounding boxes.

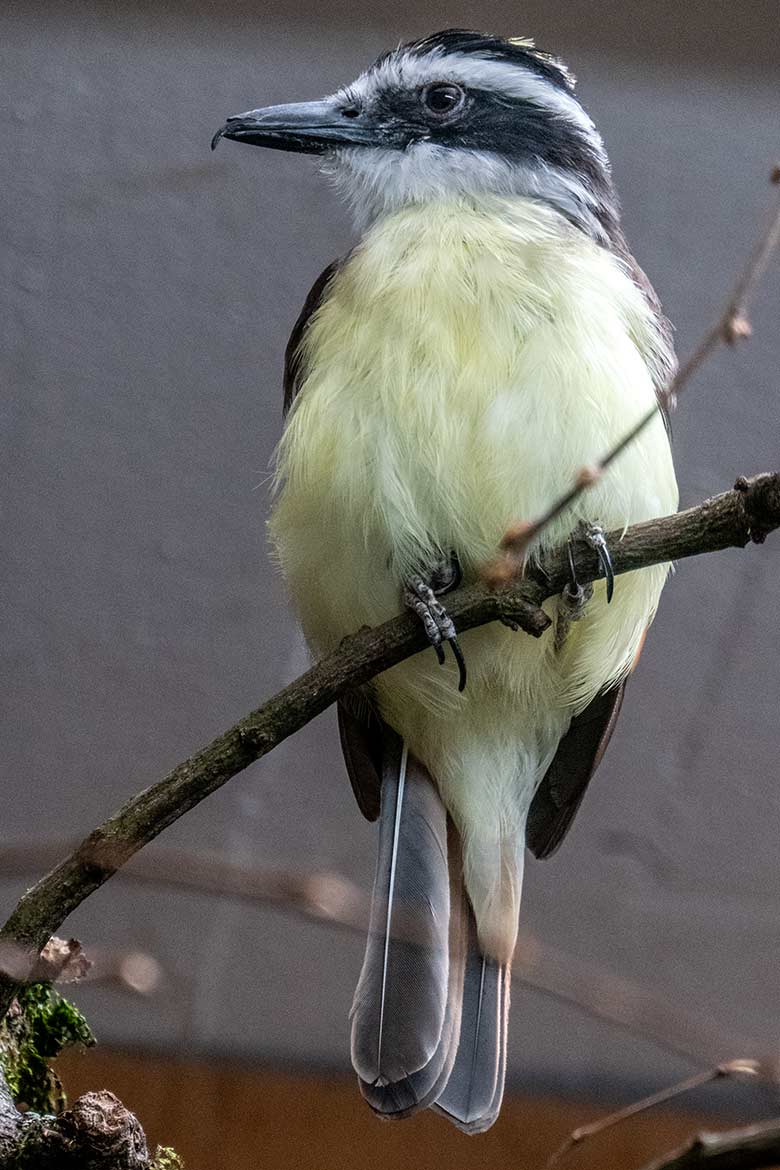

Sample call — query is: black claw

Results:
[567,539,579,591]
[449,638,467,692]
[403,557,467,691]
[580,522,615,604]
[598,542,615,603]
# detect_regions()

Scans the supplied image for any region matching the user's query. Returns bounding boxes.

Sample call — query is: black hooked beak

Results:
[211,99,376,154]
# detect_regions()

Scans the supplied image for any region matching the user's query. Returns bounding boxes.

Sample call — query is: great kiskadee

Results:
[213,30,678,1133]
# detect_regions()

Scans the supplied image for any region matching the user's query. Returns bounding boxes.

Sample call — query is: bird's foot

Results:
[579,520,615,603]
[403,555,467,692]
[555,536,594,652]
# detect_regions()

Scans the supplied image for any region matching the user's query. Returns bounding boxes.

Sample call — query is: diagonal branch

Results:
[544,1062,761,1169]
[1,471,778,1020]
[637,1117,780,1170]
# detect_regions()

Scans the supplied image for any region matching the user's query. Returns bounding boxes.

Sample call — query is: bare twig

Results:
[637,1117,780,1170]
[2,844,763,1071]
[488,167,780,583]
[0,844,368,934]
[545,1061,761,1168]
[673,163,780,382]
[0,472,778,1020]
[511,935,767,1080]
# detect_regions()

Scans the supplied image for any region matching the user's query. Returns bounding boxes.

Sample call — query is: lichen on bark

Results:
[150,1148,185,1169]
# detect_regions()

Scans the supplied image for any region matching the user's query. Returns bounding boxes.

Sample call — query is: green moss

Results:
[1,987,183,1166]
[0,983,94,1113]
[151,1146,185,1169]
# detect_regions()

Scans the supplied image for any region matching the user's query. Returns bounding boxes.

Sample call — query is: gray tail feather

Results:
[350,734,511,1132]
[432,911,511,1134]
[350,735,468,1118]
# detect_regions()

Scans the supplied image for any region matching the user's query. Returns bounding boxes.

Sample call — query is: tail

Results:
[350,736,510,1132]
[432,916,510,1133]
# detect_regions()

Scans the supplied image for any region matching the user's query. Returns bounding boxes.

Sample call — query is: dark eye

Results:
[422,83,465,117]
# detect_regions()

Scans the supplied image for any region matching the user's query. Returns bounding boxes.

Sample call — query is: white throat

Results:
[323,144,609,242]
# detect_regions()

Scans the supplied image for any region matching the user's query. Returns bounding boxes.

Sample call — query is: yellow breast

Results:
[270,197,676,693]
[270,198,677,962]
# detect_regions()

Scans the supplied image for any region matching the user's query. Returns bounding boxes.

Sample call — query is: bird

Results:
[213,29,678,1133]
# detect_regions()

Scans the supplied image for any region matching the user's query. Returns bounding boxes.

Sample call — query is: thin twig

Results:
[545,1061,761,1168]
[674,162,780,381]
[512,935,767,1081]
[1,843,763,1072]
[488,167,780,582]
[637,1117,780,1170]
[0,473,778,1020]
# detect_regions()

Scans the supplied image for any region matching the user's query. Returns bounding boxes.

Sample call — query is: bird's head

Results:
[212,29,618,240]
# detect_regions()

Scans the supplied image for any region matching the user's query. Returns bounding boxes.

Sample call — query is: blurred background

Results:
[2,1,779,1166]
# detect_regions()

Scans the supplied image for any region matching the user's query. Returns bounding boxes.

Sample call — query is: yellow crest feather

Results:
[508,35,577,89]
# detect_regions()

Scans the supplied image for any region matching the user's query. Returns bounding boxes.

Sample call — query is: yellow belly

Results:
[269,196,677,954]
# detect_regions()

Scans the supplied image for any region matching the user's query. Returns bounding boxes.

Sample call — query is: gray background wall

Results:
[2,0,779,1109]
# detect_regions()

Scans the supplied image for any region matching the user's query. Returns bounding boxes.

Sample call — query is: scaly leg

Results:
[403,554,467,692]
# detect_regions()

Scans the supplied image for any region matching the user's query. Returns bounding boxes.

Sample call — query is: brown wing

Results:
[283,260,341,415]
[337,692,383,822]
[525,240,672,858]
[344,676,628,835]
[283,259,385,820]
[526,681,626,860]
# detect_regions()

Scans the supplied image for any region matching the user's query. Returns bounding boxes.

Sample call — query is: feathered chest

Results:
[271,198,676,618]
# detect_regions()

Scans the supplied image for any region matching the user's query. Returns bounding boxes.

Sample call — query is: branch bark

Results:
[1,472,778,1021]
[0,1063,151,1169]
[638,1117,780,1170]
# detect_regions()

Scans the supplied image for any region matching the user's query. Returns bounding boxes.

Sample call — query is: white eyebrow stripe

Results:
[347,49,604,155]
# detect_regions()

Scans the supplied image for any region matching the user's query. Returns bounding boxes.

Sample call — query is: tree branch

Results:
[638,1118,780,1170]
[0,471,777,1020]
[545,1062,761,1169]
[0,1062,156,1170]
